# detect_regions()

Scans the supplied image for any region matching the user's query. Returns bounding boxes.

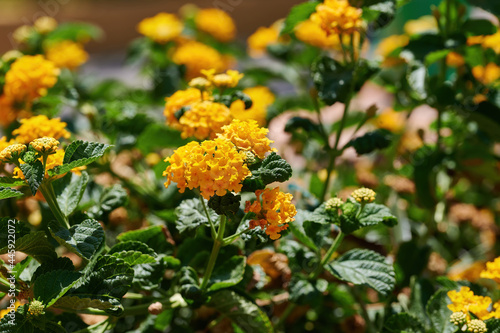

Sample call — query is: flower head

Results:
[447,287,492,320]
[446,52,465,67]
[248,23,280,56]
[0,94,18,127]
[172,41,227,79]
[34,16,58,34]
[4,55,60,102]
[230,86,275,126]
[137,13,183,44]
[0,144,26,163]
[449,312,467,327]
[28,300,45,316]
[178,101,233,140]
[374,108,406,133]
[217,119,274,159]
[468,319,487,333]
[480,257,500,283]
[311,0,364,36]
[13,115,70,144]
[295,19,339,49]
[188,77,212,90]
[208,70,244,89]
[45,40,88,70]
[164,88,208,126]
[163,138,251,199]
[351,187,376,203]
[245,187,296,240]
[195,8,236,42]
[473,63,500,85]
[325,197,344,211]
[29,137,59,155]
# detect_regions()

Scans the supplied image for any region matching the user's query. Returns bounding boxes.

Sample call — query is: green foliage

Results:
[426,289,455,333]
[208,192,241,216]
[289,277,328,306]
[53,171,89,217]
[136,123,189,154]
[50,141,112,176]
[20,160,44,195]
[241,152,293,192]
[0,186,24,200]
[88,184,128,219]
[176,198,219,233]
[282,1,321,35]
[312,56,353,105]
[383,313,426,333]
[117,225,172,254]
[33,269,82,306]
[0,230,57,263]
[0,177,26,187]
[208,256,246,292]
[348,129,393,155]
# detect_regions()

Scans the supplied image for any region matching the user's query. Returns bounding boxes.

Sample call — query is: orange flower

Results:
[218,119,274,159]
[178,101,232,140]
[447,287,492,320]
[195,8,236,42]
[172,41,227,79]
[137,13,183,44]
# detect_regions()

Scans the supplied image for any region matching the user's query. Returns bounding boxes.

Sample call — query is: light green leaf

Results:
[111,251,156,266]
[0,187,24,200]
[33,269,82,307]
[426,289,455,333]
[49,141,111,176]
[209,290,274,333]
[0,231,57,263]
[358,203,398,227]
[282,1,320,35]
[49,219,104,260]
[208,256,246,292]
[175,198,218,233]
[0,177,26,187]
[53,171,89,217]
[20,160,44,195]
[325,249,395,296]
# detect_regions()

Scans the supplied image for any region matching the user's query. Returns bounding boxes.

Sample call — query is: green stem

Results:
[351,286,375,333]
[275,302,297,330]
[223,228,250,246]
[320,151,337,202]
[200,215,226,291]
[40,183,70,229]
[56,299,172,317]
[200,196,217,239]
[309,231,345,280]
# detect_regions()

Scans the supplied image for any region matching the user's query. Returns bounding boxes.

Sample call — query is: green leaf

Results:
[117,225,171,253]
[175,198,218,233]
[0,186,24,200]
[208,256,246,292]
[426,289,455,333]
[209,290,274,333]
[413,148,443,209]
[462,19,498,36]
[33,269,82,307]
[53,295,123,315]
[242,152,293,192]
[282,1,320,35]
[53,171,89,217]
[136,123,189,154]
[289,210,320,252]
[361,1,396,29]
[486,319,500,333]
[88,184,128,219]
[49,219,104,260]
[108,241,156,256]
[382,313,426,333]
[326,249,395,296]
[289,278,328,306]
[348,129,393,155]
[49,141,111,176]
[0,218,30,243]
[358,203,398,227]
[0,305,34,332]
[20,160,44,196]
[0,177,26,187]
[111,251,156,266]
[47,22,103,42]
[32,257,75,282]
[312,56,353,105]
[0,231,57,263]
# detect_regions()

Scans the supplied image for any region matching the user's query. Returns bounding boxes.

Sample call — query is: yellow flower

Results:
[195,8,236,42]
[480,257,500,283]
[204,69,244,88]
[448,261,486,282]
[34,16,58,34]
[172,41,227,79]
[163,138,251,199]
[0,300,23,319]
[13,25,34,44]
[295,19,339,49]
[447,287,492,320]
[467,319,487,333]
[13,115,71,144]
[164,88,208,126]
[376,35,409,58]
[446,51,465,67]
[404,16,438,35]
[245,187,296,240]
[27,300,44,316]
[217,119,274,159]
[45,40,89,70]
[30,137,60,155]
[310,0,364,36]
[248,23,281,56]
[468,32,500,54]
[178,101,232,140]
[0,136,15,153]
[351,187,376,203]
[472,63,500,85]
[0,94,19,127]
[188,77,212,90]
[137,13,183,44]
[230,86,275,126]
[4,55,60,103]
[374,108,406,133]
[0,143,26,163]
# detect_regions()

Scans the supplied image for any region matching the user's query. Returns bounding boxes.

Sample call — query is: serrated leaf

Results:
[32,257,75,282]
[486,319,500,333]
[0,187,24,200]
[243,152,294,192]
[175,198,218,233]
[0,217,30,242]
[289,210,320,252]
[282,1,320,35]
[358,203,398,227]
[53,171,89,217]
[0,305,34,332]
[312,56,353,105]
[289,278,328,306]
[326,249,395,296]
[117,225,171,254]
[88,184,128,219]
[208,256,246,292]
[49,141,111,176]
[0,231,57,263]
[108,241,156,256]
[49,219,104,260]
[426,289,455,333]
[20,160,44,195]
[33,269,82,307]
[348,129,393,155]
[111,251,156,266]
[209,290,274,333]
[0,177,26,187]
[382,313,426,333]
[53,295,123,315]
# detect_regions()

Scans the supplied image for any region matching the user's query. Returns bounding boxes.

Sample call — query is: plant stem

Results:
[39,182,70,229]
[56,299,172,317]
[275,302,297,330]
[351,286,375,333]
[200,196,217,239]
[309,231,345,280]
[320,151,337,202]
[200,215,226,291]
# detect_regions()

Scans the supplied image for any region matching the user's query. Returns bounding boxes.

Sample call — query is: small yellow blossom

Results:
[351,187,376,203]
[376,35,409,58]
[164,88,208,126]
[374,108,406,133]
[195,8,236,42]
[404,16,438,35]
[245,187,296,240]
[467,319,487,333]
[4,55,60,103]
[0,144,26,163]
[325,197,344,211]
[163,138,251,199]
[13,115,71,144]
[295,19,339,49]
[230,86,275,126]
[188,77,212,90]
[447,287,492,320]
[480,257,500,283]
[311,0,364,35]
[178,101,233,140]
[217,119,274,159]
[45,40,89,70]
[446,52,465,67]
[30,137,59,155]
[34,16,58,34]
[449,312,467,326]
[248,22,281,56]
[172,41,227,79]
[137,13,183,44]
[472,63,500,85]
[204,69,244,88]
[13,25,34,44]
[0,94,19,127]
[28,300,44,316]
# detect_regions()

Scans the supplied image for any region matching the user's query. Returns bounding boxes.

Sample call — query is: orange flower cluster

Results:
[12,115,71,144]
[137,13,184,44]
[247,22,281,56]
[163,138,250,199]
[178,101,232,140]
[480,257,500,283]
[245,187,296,240]
[447,287,500,320]
[218,119,274,159]
[164,88,207,125]
[312,0,363,35]
[172,41,228,79]
[230,86,275,126]
[45,40,89,70]
[195,8,236,42]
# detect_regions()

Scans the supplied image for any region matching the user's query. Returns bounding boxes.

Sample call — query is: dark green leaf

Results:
[463,19,498,36]
[289,278,328,306]
[20,160,44,196]
[383,313,426,333]
[466,0,500,16]
[53,295,123,315]
[50,141,111,176]
[208,256,246,292]
[108,241,156,256]
[53,171,89,217]
[33,269,82,307]
[358,203,398,228]
[0,231,57,263]
[175,198,218,233]
[312,56,353,105]
[348,129,393,155]
[117,225,171,254]
[426,289,455,333]
[0,186,24,200]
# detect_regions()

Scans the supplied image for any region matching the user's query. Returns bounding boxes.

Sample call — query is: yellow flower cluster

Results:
[172,41,228,79]
[472,63,500,85]
[230,86,275,126]
[351,187,376,203]
[217,119,274,159]
[164,88,208,125]
[27,300,44,316]
[447,287,499,320]
[0,94,18,127]
[202,69,244,88]
[248,22,281,56]
[195,8,236,42]
[137,13,184,44]
[12,115,71,144]
[0,144,26,163]
[245,187,296,240]
[467,31,500,54]
[45,40,89,70]
[374,108,406,133]
[178,101,232,140]
[295,19,339,49]
[0,136,15,153]
[325,197,344,211]
[4,55,60,102]
[13,148,84,179]
[163,138,250,199]
[311,0,364,36]
[29,137,59,155]
[480,257,500,283]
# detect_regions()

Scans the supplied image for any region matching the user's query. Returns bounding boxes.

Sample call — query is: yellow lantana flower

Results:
[203,69,244,88]
[374,108,406,133]
[172,41,227,79]
[230,86,275,126]
[0,94,19,127]
[480,257,500,283]
[30,137,60,155]
[472,63,500,85]
[178,101,232,140]
[311,0,364,35]
[195,8,236,42]
[164,88,209,126]
[137,13,183,44]
[45,40,89,70]
[218,119,274,159]
[447,287,492,320]
[248,22,281,56]
[13,115,71,144]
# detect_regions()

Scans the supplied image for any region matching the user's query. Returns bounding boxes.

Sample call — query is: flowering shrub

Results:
[1,1,500,332]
